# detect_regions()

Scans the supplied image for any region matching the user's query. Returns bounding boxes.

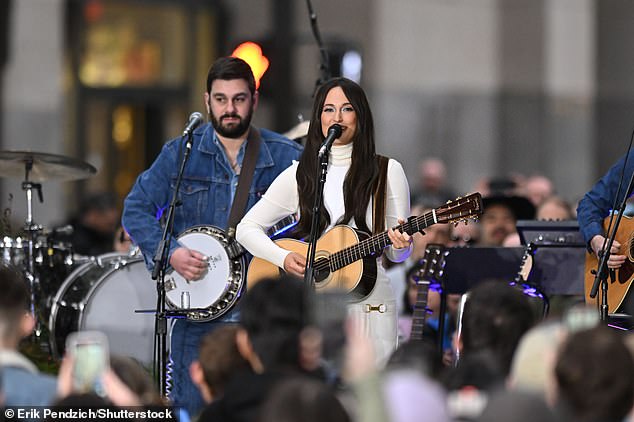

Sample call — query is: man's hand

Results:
[590,235,627,269]
[283,252,306,277]
[169,247,208,280]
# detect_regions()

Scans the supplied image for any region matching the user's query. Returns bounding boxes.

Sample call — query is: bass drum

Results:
[49,253,160,367]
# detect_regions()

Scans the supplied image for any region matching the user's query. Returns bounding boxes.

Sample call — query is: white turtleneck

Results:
[236,142,411,270]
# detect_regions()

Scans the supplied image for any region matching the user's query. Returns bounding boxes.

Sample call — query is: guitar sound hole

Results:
[313,259,330,283]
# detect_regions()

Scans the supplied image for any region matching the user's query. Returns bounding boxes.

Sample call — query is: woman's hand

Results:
[387,218,413,250]
[283,252,306,277]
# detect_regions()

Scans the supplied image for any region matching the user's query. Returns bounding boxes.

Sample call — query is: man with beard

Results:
[122,56,303,417]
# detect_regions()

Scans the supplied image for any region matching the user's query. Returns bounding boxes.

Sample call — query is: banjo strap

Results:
[226,126,261,258]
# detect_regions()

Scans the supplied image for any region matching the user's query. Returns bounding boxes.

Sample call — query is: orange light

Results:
[231,42,269,89]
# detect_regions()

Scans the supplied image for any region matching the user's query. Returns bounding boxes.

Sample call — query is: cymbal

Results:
[0,150,97,182]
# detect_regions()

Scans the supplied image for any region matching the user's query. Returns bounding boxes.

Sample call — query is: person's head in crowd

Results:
[204,56,258,140]
[480,195,535,246]
[387,339,441,379]
[445,349,506,394]
[237,275,308,373]
[109,355,163,406]
[443,350,506,421]
[508,322,566,404]
[258,377,350,422]
[78,192,120,236]
[554,326,634,422]
[448,221,480,247]
[458,281,535,376]
[0,265,34,349]
[523,175,554,207]
[419,158,448,193]
[190,324,250,403]
[536,196,574,221]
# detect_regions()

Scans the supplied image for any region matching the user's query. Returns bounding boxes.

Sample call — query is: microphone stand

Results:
[305,0,331,94]
[304,149,330,289]
[590,161,634,322]
[150,134,193,396]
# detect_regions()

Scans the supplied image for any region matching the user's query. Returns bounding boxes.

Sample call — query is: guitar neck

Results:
[410,280,431,341]
[329,211,437,271]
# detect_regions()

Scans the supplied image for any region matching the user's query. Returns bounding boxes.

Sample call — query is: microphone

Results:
[183,112,204,137]
[318,124,343,156]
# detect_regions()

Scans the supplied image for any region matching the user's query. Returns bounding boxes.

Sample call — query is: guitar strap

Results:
[226,126,261,256]
[372,155,390,235]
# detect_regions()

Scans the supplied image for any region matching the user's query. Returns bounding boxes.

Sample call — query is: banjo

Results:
[163,216,297,322]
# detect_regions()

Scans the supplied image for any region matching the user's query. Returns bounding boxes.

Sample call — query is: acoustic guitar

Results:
[584,215,634,313]
[247,192,482,300]
[409,245,448,341]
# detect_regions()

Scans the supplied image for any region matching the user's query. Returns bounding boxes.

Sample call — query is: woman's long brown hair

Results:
[294,78,379,239]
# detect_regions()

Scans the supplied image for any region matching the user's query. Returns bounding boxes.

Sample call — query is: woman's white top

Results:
[236,142,411,364]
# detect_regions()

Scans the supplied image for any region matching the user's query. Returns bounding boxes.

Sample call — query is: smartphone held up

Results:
[65,331,109,396]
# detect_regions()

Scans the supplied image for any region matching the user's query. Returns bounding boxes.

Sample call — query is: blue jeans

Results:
[168,309,240,418]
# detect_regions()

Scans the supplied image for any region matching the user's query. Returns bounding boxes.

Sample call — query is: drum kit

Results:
[0,150,157,367]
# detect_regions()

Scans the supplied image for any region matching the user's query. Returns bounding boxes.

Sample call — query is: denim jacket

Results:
[577,151,634,247]
[122,122,303,270]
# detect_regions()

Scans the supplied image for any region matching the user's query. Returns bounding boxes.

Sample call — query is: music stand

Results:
[516,220,586,298]
[443,222,586,297]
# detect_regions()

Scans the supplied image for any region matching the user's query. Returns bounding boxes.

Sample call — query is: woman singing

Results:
[236,77,412,364]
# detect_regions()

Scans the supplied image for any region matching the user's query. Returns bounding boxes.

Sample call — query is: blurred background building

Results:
[0,0,630,231]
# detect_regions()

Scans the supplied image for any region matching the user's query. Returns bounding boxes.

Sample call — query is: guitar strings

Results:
[312,212,437,274]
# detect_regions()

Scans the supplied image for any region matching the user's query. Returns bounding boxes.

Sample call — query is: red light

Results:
[232,42,269,89]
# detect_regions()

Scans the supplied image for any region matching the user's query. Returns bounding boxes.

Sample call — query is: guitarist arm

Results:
[382,159,412,264]
[237,201,297,271]
[237,164,299,269]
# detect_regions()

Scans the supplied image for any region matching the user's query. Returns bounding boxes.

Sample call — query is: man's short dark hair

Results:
[206,56,256,95]
[240,275,308,370]
[461,280,535,375]
[198,324,250,396]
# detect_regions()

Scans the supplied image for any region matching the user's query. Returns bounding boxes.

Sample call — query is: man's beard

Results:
[210,108,253,139]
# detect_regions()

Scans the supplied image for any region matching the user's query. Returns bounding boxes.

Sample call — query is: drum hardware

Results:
[48,253,159,367]
[0,150,96,345]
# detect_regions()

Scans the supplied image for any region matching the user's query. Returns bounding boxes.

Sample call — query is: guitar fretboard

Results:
[310,192,481,274]
[410,280,431,341]
[328,211,436,271]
